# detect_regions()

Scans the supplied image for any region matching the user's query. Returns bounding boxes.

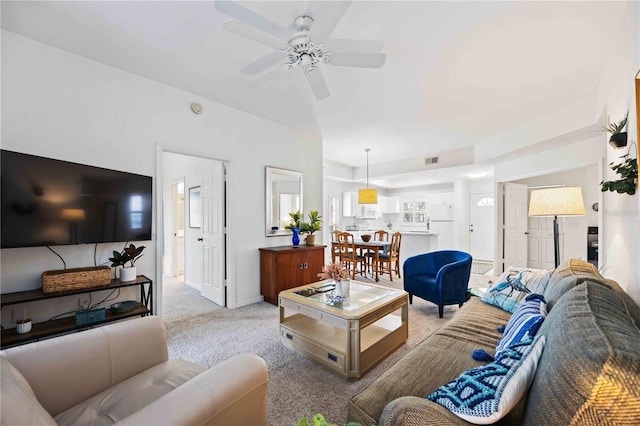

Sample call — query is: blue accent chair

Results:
[403,250,473,318]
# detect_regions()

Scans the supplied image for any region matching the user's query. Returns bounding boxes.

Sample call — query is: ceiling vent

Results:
[424,157,439,165]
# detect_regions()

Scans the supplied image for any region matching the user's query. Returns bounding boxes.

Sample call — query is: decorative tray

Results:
[109,300,137,313]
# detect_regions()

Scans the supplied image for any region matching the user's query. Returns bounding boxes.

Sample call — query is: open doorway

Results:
[159,150,229,316]
[171,179,185,279]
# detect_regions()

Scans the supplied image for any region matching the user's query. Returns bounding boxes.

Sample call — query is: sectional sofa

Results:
[348,259,640,425]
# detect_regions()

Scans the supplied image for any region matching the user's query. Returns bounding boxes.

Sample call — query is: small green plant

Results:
[297,413,361,426]
[600,155,637,195]
[300,210,322,235]
[109,243,146,268]
[601,112,628,135]
[285,211,303,230]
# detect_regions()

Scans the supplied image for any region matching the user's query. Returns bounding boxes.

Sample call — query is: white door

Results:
[527,216,555,269]
[502,183,528,270]
[200,162,225,306]
[172,180,185,276]
[469,193,495,261]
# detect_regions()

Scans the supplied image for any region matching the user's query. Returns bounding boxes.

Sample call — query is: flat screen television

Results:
[1,149,152,248]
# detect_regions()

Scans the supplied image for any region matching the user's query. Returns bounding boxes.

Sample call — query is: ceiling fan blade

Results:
[248,64,288,87]
[240,51,288,76]
[324,38,384,53]
[223,20,284,50]
[327,52,386,68]
[306,69,330,100]
[215,0,286,39]
[308,1,352,43]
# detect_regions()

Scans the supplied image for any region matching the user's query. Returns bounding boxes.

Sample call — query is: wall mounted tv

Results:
[1,150,152,249]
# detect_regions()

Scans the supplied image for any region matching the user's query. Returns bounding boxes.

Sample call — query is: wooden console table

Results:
[0,275,152,349]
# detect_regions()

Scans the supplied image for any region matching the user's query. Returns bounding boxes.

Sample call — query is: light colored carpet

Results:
[162,274,489,425]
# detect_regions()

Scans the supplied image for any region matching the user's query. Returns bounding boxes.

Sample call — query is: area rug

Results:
[163,275,488,425]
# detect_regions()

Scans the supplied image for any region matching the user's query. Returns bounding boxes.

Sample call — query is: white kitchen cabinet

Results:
[342,191,357,217]
[379,195,400,214]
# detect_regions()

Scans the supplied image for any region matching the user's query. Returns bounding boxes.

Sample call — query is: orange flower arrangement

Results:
[317,262,350,281]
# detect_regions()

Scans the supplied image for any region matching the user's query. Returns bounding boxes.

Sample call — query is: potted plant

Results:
[109,243,145,282]
[300,210,322,245]
[600,154,638,195]
[285,210,302,247]
[297,413,361,426]
[602,112,628,149]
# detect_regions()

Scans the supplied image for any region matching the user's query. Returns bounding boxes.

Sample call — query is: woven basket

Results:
[42,266,112,294]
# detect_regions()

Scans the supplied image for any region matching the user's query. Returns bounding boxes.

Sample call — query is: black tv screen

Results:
[1,150,152,248]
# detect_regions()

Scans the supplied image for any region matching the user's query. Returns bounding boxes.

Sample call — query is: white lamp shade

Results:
[528,187,585,217]
[358,188,378,204]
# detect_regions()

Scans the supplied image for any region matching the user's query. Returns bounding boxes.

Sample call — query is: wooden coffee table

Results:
[279,281,408,378]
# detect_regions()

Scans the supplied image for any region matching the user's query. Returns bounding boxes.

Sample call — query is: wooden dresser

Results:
[259,245,326,305]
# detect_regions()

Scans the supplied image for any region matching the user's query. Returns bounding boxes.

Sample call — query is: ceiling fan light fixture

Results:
[358,148,378,204]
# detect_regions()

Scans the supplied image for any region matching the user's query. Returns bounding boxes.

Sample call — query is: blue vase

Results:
[292,227,300,247]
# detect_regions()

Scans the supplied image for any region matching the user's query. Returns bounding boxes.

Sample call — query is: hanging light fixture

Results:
[358,148,378,204]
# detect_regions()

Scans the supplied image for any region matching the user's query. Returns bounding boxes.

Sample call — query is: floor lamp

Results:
[528,187,586,268]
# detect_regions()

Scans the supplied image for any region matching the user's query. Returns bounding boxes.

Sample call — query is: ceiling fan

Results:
[214,0,386,100]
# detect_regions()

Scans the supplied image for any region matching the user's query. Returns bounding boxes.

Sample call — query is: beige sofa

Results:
[1,316,268,426]
[348,259,640,425]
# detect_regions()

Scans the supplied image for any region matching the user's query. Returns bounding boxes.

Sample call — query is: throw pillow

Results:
[481,267,551,313]
[496,294,547,353]
[427,335,546,425]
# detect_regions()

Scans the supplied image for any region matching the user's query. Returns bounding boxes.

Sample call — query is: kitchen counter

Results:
[398,231,438,267]
[400,230,439,235]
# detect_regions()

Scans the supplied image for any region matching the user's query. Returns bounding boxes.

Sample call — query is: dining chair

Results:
[331,230,342,263]
[337,232,367,279]
[365,230,389,274]
[378,232,402,281]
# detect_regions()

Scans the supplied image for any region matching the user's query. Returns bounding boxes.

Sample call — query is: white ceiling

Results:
[1,1,629,187]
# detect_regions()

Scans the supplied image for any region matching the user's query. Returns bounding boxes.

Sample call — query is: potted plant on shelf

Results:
[600,154,638,195]
[109,243,145,282]
[285,210,302,247]
[602,112,629,149]
[300,210,322,245]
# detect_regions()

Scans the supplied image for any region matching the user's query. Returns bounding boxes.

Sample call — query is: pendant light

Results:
[358,148,378,204]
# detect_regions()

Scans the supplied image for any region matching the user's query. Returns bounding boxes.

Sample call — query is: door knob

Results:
[197,237,203,241]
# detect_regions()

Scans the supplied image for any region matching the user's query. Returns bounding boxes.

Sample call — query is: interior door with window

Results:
[200,162,225,306]
[469,193,495,261]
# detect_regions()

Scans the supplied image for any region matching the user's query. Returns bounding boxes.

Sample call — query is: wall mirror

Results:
[265,166,303,237]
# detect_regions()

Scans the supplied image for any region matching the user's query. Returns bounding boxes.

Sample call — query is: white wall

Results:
[1,30,323,320]
[599,2,640,304]
[512,165,600,226]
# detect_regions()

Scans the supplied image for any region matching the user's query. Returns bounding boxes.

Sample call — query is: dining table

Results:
[331,239,391,282]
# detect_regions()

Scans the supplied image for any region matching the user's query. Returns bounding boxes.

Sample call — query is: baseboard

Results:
[235,295,265,308]
[184,280,201,291]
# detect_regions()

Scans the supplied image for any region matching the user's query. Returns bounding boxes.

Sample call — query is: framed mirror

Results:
[266,166,303,236]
